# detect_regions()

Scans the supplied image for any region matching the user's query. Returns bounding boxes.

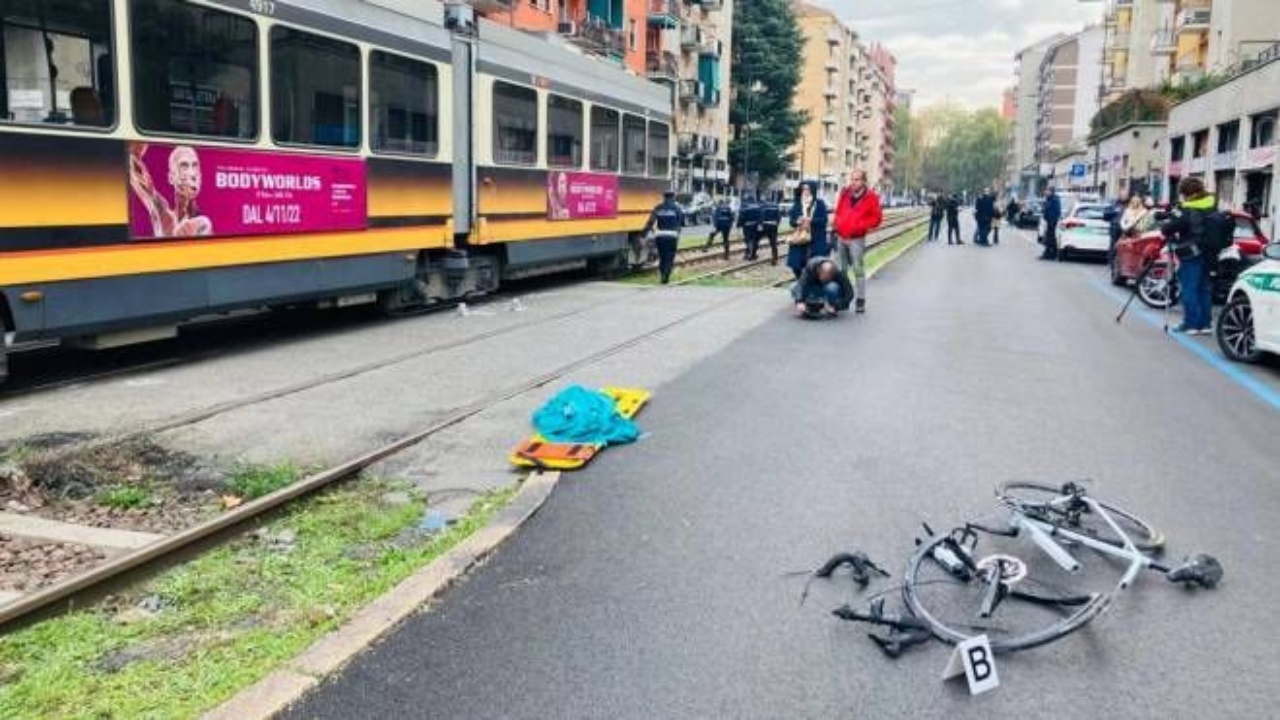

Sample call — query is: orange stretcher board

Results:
[509,387,651,470]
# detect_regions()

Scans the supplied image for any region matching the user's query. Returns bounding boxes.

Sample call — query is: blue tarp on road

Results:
[532,385,640,445]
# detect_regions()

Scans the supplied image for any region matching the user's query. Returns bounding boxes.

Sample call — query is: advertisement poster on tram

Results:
[127,142,367,240]
[547,171,619,220]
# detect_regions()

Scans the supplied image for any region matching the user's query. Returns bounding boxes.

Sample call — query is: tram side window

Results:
[493,81,537,165]
[370,51,437,156]
[272,27,361,148]
[589,106,619,173]
[622,113,646,175]
[131,0,257,139]
[1,0,114,128]
[547,95,582,168]
[648,121,669,177]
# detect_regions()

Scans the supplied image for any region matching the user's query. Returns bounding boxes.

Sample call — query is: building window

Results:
[493,81,537,165]
[1191,129,1209,158]
[622,113,646,174]
[132,0,257,138]
[370,51,438,156]
[3,0,115,128]
[648,121,669,177]
[629,20,637,51]
[1170,136,1185,161]
[1251,112,1276,148]
[547,94,583,168]
[590,105,619,172]
[271,27,361,148]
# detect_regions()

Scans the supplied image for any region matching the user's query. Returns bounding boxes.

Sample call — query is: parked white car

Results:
[1216,242,1280,362]
[1055,202,1113,260]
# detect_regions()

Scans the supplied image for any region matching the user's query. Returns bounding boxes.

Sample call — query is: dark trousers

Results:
[743,226,760,260]
[707,225,731,258]
[655,234,678,283]
[991,222,1000,245]
[976,219,991,245]
[928,216,943,241]
[1040,224,1058,259]
[761,224,779,263]
[946,219,961,244]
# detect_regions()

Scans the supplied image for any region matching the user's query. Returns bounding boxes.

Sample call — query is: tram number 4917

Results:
[248,0,277,16]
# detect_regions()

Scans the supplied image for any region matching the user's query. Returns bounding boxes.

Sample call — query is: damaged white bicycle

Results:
[834,481,1223,655]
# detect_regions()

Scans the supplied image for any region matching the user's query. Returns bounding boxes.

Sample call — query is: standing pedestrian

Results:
[642,190,684,284]
[1005,196,1020,227]
[928,192,945,242]
[738,193,762,261]
[786,180,829,279]
[832,169,884,314]
[1159,177,1217,334]
[759,197,782,265]
[1039,186,1062,260]
[945,193,962,244]
[707,199,734,260]
[974,189,995,246]
[1107,192,1130,262]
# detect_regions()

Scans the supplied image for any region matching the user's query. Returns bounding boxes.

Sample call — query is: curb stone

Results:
[202,470,561,720]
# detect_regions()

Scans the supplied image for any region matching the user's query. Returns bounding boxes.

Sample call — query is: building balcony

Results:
[695,0,724,10]
[1107,31,1131,49]
[821,112,837,125]
[823,85,839,98]
[699,37,722,57]
[559,14,628,59]
[677,132,697,157]
[680,24,700,49]
[647,0,680,28]
[646,51,680,83]
[825,58,840,72]
[1176,8,1210,33]
[821,139,836,152]
[469,0,513,13]
[827,27,842,45]
[678,79,702,103]
[698,88,721,108]
[1150,29,1176,55]
[1176,49,1204,72]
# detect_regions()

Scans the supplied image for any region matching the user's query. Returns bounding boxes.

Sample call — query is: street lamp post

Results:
[741,79,766,195]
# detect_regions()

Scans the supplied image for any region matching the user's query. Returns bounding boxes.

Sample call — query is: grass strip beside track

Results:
[0,477,515,719]
[865,225,928,275]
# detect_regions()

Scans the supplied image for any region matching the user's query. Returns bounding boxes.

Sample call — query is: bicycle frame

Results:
[1009,496,1156,590]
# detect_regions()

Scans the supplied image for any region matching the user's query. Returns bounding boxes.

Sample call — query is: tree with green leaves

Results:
[920,107,1010,196]
[729,0,807,193]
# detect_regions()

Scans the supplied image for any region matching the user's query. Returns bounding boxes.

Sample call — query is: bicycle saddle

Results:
[1166,554,1224,589]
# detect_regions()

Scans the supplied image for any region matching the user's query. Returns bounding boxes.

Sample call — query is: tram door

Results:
[450,32,475,240]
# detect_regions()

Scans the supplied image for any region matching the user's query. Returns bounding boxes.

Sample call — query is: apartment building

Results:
[1009,35,1064,196]
[662,1,733,196]
[1101,0,1170,100]
[1165,44,1280,235]
[787,1,895,197]
[471,1,733,195]
[473,0,650,73]
[1035,26,1104,163]
[1158,0,1280,85]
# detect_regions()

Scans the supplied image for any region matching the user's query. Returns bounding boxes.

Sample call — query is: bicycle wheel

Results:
[903,531,1113,654]
[996,482,1165,552]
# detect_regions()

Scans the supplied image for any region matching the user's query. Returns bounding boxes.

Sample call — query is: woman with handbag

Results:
[786,180,830,279]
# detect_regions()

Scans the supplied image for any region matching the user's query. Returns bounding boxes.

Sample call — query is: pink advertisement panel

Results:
[547,170,619,220]
[127,142,366,239]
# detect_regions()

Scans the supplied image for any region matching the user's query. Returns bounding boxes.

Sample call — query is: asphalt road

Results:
[287,215,1280,719]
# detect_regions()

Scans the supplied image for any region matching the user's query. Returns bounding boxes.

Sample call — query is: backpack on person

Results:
[1197,210,1234,256]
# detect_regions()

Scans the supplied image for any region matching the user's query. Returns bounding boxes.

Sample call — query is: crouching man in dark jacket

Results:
[791,257,855,318]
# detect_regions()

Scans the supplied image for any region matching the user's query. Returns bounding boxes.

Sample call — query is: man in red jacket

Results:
[832,169,884,314]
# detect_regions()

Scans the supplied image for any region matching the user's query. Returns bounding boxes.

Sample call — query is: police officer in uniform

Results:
[707,199,735,260]
[759,197,781,265]
[642,190,685,284]
[738,193,762,261]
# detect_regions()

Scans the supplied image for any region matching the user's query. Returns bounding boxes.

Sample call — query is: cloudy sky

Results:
[809,0,1104,110]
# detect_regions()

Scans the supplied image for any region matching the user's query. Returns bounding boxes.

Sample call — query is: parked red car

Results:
[1110,210,1269,307]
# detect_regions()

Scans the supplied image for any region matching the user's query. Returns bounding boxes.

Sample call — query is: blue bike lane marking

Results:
[1088,276,1280,412]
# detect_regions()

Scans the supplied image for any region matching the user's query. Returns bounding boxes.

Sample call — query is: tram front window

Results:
[1,0,114,128]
